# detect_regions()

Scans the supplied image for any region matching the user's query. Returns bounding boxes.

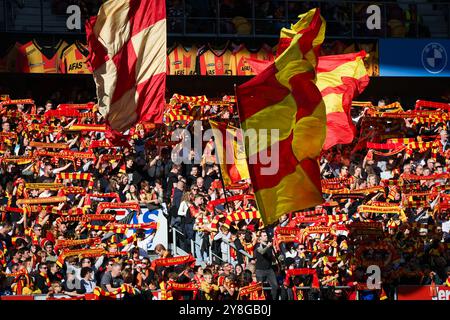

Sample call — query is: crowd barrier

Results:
[3,286,449,300]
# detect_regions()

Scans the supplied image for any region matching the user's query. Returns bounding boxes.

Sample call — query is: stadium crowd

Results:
[0,94,449,301]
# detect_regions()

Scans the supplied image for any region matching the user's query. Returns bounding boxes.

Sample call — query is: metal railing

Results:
[171,226,252,265]
[0,0,449,39]
[171,226,187,257]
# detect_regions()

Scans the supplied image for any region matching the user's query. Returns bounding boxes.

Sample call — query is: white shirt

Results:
[285,249,297,259]
[442,220,450,233]
[177,201,189,216]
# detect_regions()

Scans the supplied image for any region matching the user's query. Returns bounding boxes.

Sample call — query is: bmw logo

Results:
[421,42,447,74]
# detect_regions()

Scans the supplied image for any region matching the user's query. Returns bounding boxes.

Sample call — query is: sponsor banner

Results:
[397,285,450,300]
[114,204,168,251]
[379,39,450,77]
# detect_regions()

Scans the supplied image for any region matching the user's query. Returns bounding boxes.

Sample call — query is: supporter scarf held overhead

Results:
[86,0,166,133]
[236,8,326,225]
[150,255,196,270]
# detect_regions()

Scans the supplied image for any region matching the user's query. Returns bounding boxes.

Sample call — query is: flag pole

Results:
[233,83,265,228]
[208,120,232,216]
[218,164,232,215]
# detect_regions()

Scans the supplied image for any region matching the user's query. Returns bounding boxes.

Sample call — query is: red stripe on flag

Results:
[136,72,165,123]
[248,133,297,191]
[299,158,322,194]
[323,112,355,149]
[296,10,321,56]
[276,8,322,58]
[227,163,242,183]
[237,63,290,121]
[225,128,243,183]
[110,0,166,105]
[111,41,138,104]
[85,16,109,71]
[129,0,166,36]
[320,75,370,97]
[289,72,322,120]
[320,83,348,97]
[246,57,271,74]
[316,51,367,73]
[320,75,369,150]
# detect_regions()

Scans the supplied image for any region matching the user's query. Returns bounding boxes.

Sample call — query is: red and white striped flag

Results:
[86,0,166,133]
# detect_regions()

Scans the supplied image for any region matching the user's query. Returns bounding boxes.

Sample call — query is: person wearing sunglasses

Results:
[135,257,156,291]
[294,245,307,269]
[33,263,51,294]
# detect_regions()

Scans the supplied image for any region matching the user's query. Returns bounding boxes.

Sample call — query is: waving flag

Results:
[209,120,250,186]
[247,55,369,152]
[236,9,326,225]
[317,51,369,150]
[86,0,166,133]
[276,9,326,59]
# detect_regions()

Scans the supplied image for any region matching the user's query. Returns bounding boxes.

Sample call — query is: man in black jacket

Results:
[169,179,185,228]
[166,164,181,202]
[233,231,246,266]
[125,157,142,186]
[34,263,50,294]
[254,230,279,300]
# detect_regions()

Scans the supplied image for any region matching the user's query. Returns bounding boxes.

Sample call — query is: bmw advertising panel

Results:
[379,39,450,77]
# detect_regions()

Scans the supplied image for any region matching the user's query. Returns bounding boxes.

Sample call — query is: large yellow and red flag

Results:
[276,9,326,59]
[86,0,166,133]
[247,53,370,151]
[209,120,250,186]
[236,8,326,225]
[317,51,369,150]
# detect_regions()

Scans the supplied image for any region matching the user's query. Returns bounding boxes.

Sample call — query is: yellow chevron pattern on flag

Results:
[236,8,326,225]
[209,120,250,186]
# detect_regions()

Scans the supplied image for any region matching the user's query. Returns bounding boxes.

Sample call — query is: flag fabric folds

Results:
[236,8,327,225]
[246,54,370,152]
[86,0,166,132]
[317,51,370,150]
[276,9,326,59]
[209,120,250,186]
[244,57,273,75]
